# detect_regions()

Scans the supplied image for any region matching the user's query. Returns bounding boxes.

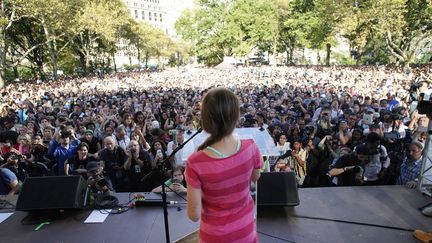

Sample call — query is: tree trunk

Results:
[0,2,7,88]
[50,48,58,80]
[317,51,321,64]
[42,23,58,80]
[13,66,18,79]
[302,47,305,64]
[137,46,141,65]
[272,40,277,66]
[0,26,6,88]
[326,43,331,66]
[77,51,87,75]
[145,52,149,68]
[112,52,117,72]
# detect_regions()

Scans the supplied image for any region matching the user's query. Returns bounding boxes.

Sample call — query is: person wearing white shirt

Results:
[166,129,194,168]
[115,125,130,151]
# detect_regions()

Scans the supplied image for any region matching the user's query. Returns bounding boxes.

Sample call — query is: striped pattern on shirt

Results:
[185,139,263,243]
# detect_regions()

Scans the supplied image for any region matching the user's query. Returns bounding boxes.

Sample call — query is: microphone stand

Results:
[147,128,202,243]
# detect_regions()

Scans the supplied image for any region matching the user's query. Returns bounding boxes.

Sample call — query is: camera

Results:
[130,148,137,154]
[10,154,22,161]
[353,166,364,186]
[417,93,432,115]
[172,178,181,184]
[383,131,400,140]
[91,174,107,188]
[277,149,293,160]
[61,130,72,138]
[156,149,163,157]
[409,82,422,93]
[352,166,362,174]
[303,125,315,137]
[169,129,177,136]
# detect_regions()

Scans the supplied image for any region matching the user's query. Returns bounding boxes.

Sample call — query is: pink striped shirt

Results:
[185,139,263,243]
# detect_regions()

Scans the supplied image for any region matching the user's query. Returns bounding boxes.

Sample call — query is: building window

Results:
[149,12,152,21]
[135,10,138,19]
[134,2,137,7]
[154,12,157,21]
[142,11,145,20]
[160,13,162,22]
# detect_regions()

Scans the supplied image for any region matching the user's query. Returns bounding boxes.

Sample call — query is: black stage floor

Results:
[0,186,430,243]
[257,186,432,243]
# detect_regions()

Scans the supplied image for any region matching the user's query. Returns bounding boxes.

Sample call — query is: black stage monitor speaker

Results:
[257,172,300,206]
[16,176,88,211]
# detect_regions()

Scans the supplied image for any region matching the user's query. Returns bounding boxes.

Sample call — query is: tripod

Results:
[418,119,432,196]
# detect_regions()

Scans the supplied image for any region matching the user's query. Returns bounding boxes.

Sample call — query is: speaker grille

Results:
[16,176,88,211]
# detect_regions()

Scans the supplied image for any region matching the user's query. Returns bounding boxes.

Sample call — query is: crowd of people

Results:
[0,64,431,195]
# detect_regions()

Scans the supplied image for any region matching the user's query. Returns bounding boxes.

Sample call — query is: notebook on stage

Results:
[257,172,300,206]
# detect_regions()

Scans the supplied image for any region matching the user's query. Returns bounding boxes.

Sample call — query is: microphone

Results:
[134,199,179,207]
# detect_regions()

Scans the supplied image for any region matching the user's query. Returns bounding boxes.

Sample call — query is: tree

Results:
[338,0,432,65]
[176,0,279,66]
[70,0,133,75]
[280,0,317,64]
[6,17,47,79]
[176,1,230,65]
[23,0,79,80]
[0,0,27,87]
[377,0,432,65]
[223,0,279,63]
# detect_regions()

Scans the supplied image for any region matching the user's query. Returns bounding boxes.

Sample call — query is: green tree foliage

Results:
[176,0,278,65]
[0,0,179,87]
[176,0,431,67]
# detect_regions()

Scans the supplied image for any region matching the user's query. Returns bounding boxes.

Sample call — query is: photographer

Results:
[396,142,424,189]
[98,136,128,191]
[152,166,187,193]
[355,132,391,185]
[86,161,114,194]
[338,120,352,146]
[329,144,370,186]
[285,139,308,186]
[316,107,334,137]
[384,114,409,139]
[123,140,152,191]
[166,129,193,167]
[53,129,80,175]
[305,135,340,187]
[150,140,169,169]
[0,152,28,183]
[64,142,96,176]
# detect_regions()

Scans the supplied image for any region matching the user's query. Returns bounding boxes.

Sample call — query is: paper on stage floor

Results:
[0,213,13,223]
[84,210,111,223]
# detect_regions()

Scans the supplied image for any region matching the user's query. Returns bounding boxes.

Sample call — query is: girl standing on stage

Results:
[186,87,263,243]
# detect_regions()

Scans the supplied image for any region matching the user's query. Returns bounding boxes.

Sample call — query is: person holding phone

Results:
[152,166,186,193]
[166,129,192,167]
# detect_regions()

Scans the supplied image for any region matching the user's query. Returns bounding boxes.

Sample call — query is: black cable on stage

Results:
[257,230,296,243]
[170,189,187,202]
[291,214,416,232]
[0,199,15,210]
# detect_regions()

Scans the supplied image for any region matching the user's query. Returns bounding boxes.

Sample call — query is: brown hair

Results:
[198,87,240,150]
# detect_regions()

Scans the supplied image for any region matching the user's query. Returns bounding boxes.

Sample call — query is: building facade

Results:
[115,0,195,68]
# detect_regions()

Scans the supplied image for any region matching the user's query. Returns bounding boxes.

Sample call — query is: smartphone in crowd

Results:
[362,113,373,125]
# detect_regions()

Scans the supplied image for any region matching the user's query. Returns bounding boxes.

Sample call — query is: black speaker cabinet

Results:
[16,176,88,211]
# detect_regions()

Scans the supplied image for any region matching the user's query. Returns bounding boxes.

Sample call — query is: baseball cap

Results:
[86,161,101,172]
